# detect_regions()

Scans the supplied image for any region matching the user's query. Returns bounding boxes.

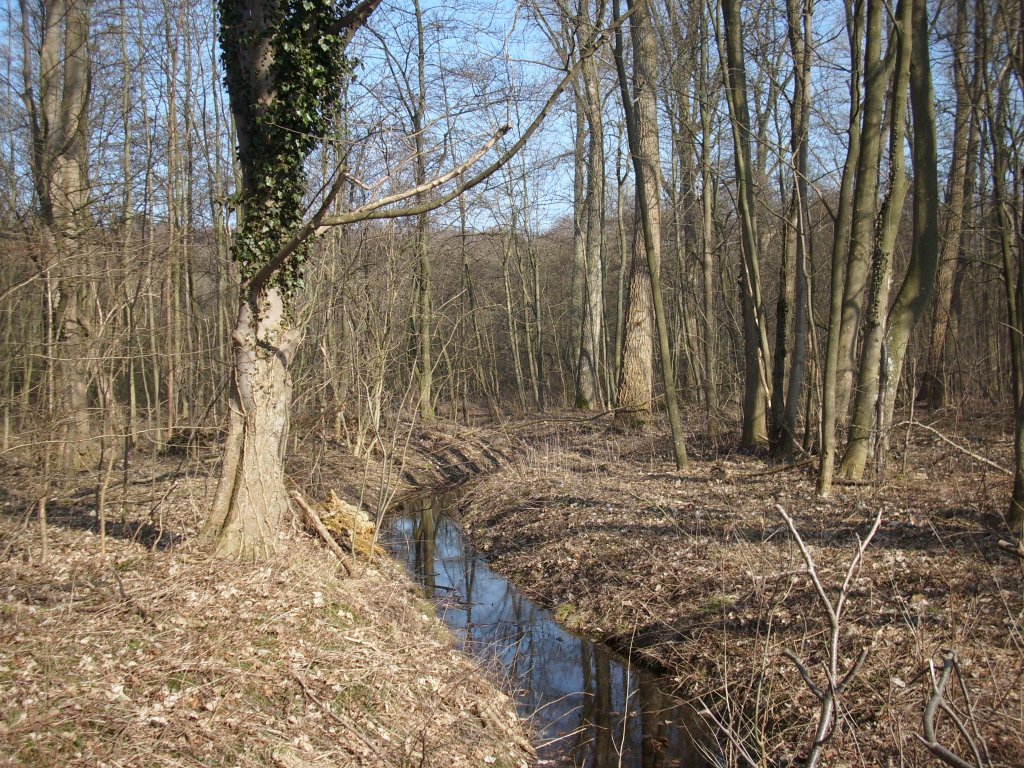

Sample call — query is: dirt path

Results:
[453,410,1024,766]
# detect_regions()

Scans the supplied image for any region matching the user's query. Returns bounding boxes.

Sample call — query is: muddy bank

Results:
[457,413,1024,766]
[0,454,532,767]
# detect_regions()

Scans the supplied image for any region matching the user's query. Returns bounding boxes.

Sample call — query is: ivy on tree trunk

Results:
[201,0,364,559]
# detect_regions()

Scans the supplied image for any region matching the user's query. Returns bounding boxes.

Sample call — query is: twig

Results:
[290,669,396,766]
[776,503,882,768]
[894,420,1012,476]
[291,490,354,576]
[110,566,155,625]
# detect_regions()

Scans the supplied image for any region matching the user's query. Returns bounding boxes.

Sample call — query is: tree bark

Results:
[20,0,98,473]
[575,28,606,411]
[919,1,974,409]
[775,0,813,461]
[832,0,894,426]
[202,289,299,559]
[614,0,688,467]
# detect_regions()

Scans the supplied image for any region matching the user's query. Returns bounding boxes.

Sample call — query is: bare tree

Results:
[20,0,97,472]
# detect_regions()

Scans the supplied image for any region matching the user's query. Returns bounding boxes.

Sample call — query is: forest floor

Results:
[0,437,533,768]
[2,406,1022,767]
[451,406,1024,767]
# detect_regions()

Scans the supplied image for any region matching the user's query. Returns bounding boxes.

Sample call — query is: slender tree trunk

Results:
[920,1,974,409]
[575,37,606,410]
[775,0,813,461]
[719,0,772,448]
[412,0,434,422]
[877,0,942,440]
[832,0,894,425]
[697,25,720,432]
[839,0,912,481]
[614,0,687,467]
[818,0,866,494]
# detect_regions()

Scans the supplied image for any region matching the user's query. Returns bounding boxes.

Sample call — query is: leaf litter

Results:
[0,451,532,768]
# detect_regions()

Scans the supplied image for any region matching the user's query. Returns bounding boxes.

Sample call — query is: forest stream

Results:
[385,490,720,767]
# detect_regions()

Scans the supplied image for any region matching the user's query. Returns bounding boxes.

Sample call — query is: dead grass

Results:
[0,453,532,768]
[459,409,1024,767]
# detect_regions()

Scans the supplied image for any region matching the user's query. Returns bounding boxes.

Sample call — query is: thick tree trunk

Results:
[615,226,654,427]
[22,0,98,473]
[202,288,299,560]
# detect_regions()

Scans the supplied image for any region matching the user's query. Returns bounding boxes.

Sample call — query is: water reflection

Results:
[385,493,719,767]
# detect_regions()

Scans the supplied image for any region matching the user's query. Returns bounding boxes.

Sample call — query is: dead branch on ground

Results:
[291,490,354,575]
[894,420,1011,476]
[917,650,990,768]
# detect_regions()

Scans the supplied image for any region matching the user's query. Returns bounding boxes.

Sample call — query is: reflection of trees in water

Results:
[411,497,436,594]
[388,497,715,768]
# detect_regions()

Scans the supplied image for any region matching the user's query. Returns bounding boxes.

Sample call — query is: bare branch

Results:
[894,420,1012,476]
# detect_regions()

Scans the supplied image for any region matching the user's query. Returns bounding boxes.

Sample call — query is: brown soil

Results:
[0,450,532,768]
[456,408,1024,767]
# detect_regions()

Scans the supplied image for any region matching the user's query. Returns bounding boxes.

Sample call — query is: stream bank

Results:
[386,490,717,767]
[453,414,1023,766]
[0,452,533,768]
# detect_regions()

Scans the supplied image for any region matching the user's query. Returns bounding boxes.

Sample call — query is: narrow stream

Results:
[385,491,720,767]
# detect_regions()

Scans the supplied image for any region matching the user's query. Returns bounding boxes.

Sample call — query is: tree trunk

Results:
[614,0,688,467]
[616,224,655,426]
[720,0,772,449]
[919,1,974,409]
[21,0,98,472]
[575,39,606,411]
[412,0,434,423]
[832,0,893,425]
[201,289,299,560]
[875,0,941,451]
[776,0,813,462]
[818,0,865,494]
[838,0,912,481]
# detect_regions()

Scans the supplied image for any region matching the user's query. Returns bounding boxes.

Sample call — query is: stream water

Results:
[384,491,719,767]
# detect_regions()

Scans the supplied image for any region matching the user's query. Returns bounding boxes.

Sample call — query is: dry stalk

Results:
[776,503,882,768]
[38,495,48,562]
[97,448,116,556]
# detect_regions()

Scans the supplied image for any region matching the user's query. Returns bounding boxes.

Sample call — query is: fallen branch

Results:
[917,650,988,768]
[291,490,353,576]
[997,539,1024,560]
[740,457,816,479]
[894,421,1012,477]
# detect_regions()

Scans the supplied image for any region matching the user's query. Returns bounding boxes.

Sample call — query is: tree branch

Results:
[244,8,633,297]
